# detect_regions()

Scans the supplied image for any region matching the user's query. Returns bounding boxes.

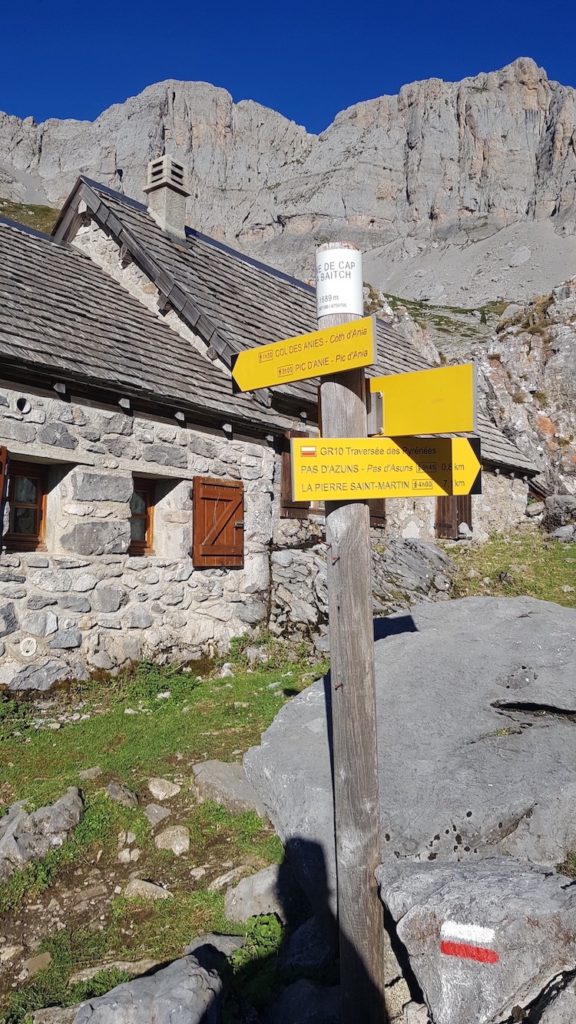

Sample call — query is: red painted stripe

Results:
[440,940,499,964]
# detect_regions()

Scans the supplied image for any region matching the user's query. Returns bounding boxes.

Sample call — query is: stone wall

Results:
[0,382,274,692]
[472,472,530,541]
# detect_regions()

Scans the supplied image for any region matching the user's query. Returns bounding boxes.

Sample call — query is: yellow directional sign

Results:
[369,363,476,436]
[231,316,375,392]
[291,435,481,501]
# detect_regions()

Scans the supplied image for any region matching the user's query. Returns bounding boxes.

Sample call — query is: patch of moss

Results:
[0,197,59,235]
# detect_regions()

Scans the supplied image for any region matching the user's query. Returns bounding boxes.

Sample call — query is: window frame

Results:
[4,460,49,552]
[129,477,156,556]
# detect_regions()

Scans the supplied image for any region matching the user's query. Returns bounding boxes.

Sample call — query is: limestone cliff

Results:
[2,58,576,304]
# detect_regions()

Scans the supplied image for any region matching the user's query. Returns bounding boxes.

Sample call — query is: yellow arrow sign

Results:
[231,316,376,392]
[291,435,481,501]
[369,363,476,436]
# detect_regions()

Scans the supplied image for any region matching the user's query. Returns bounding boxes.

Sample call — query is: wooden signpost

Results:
[232,241,481,1024]
[316,243,387,1023]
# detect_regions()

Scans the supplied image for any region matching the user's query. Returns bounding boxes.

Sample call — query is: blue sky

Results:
[2,0,575,133]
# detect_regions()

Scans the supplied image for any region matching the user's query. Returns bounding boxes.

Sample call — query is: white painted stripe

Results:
[440,921,495,945]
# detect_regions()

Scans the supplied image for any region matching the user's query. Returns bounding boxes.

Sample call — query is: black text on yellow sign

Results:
[291,436,482,501]
[231,315,376,392]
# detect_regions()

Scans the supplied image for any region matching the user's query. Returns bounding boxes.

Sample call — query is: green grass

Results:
[0,657,322,810]
[0,197,59,235]
[450,532,576,607]
[0,650,326,1022]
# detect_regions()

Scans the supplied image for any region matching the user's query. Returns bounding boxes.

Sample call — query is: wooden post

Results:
[317,242,387,1022]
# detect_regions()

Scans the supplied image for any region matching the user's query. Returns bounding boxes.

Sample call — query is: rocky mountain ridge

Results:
[2,57,576,305]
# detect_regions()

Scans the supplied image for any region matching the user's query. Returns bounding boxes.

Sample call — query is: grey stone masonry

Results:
[0,383,275,692]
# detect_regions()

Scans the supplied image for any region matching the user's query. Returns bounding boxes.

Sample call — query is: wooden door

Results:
[435,495,458,539]
[435,494,473,539]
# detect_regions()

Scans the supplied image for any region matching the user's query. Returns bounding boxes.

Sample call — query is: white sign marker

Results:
[315,246,363,318]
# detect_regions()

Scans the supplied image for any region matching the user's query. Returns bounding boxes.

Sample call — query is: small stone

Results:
[48,628,82,650]
[219,663,234,678]
[144,803,171,827]
[91,586,124,613]
[117,849,131,864]
[561,585,575,594]
[154,825,190,856]
[124,878,172,900]
[208,866,247,891]
[22,951,52,978]
[184,933,246,957]
[433,572,451,592]
[156,690,171,700]
[190,866,207,882]
[148,777,181,800]
[21,610,58,637]
[224,864,285,922]
[125,605,153,629]
[78,766,102,781]
[106,782,138,808]
[0,944,24,964]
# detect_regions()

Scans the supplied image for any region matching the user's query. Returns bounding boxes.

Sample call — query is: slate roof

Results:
[55,179,537,475]
[467,415,537,475]
[0,217,292,435]
[54,179,432,412]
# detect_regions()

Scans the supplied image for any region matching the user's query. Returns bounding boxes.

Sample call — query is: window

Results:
[3,459,48,551]
[130,478,155,554]
[193,476,244,568]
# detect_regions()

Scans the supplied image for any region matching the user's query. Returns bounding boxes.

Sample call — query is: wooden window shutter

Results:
[369,499,386,529]
[281,430,311,519]
[193,476,244,568]
[435,496,458,540]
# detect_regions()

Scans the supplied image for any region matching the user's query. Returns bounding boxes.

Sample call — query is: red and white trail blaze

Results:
[440,921,499,964]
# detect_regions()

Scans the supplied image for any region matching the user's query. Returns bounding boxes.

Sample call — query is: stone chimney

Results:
[143,155,190,240]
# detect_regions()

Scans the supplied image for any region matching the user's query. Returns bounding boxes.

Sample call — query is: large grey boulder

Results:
[245,597,576,908]
[377,857,576,1024]
[73,954,223,1023]
[544,494,576,530]
[0,788,83,881]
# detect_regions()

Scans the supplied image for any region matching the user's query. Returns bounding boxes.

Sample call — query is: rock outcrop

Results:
[437,277,576,493]
[2,58,576,304]
[245,597,576,904]
[0,788,83,881]
[377,858,576,1024]
[73,954,223,1023]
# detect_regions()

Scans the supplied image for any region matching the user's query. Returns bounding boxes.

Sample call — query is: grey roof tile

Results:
[0,218,287,433]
